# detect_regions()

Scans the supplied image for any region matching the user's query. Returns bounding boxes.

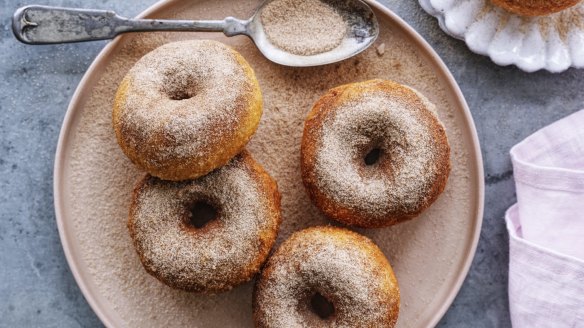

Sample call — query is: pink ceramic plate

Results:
[54,0,484,327]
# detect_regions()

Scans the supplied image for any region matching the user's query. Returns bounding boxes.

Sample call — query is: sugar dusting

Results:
[260,0,347,56]
[491,0,581,16]
[130,153,278,292]
[312,90,444,220]
[254,227,399,327]
[116,40,251,165]
[478,1,583,41]
[65,1,477,327]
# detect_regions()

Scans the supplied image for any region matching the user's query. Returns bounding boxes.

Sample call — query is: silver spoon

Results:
[12,1,379,67]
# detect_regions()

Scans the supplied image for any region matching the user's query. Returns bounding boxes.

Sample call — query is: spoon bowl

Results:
[247,0,379,66]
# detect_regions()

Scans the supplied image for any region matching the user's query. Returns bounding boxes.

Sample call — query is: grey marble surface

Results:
[0,0,582,327]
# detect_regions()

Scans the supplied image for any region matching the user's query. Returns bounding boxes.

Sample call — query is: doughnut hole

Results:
[298,289,336,323]
[359,136,387,168]
[161,68,203,101]
[183,199,221,231]
[356,130,408,176]
[364,147,383,166]
[310,292,335,320]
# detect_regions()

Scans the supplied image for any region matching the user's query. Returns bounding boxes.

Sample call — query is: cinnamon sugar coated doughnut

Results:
[253,226,400,327]
[113,40,263,181]
[490,0,581,16]
[301,79,451,228]
[128,151,281,293]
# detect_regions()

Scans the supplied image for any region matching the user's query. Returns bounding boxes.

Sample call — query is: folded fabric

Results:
[510,109,584,260]
[506,206,584,327]
[506,109,584,327]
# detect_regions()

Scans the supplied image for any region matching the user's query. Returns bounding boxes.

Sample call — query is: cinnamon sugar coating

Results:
[253,226,400,328]
[260,0,347,56]
[113,40,263,181]
[301,79,451,228]
[491,0,581,16]
[128,151,281,293]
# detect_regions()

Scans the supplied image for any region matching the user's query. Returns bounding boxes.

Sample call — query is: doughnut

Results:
[253,226,400,327]
[490,0,581,16]
[301,79,450,228]
[113,40,263,181]
[128,151,281,293]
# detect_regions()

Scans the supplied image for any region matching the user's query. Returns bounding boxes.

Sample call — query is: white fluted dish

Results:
[419,0,584,72]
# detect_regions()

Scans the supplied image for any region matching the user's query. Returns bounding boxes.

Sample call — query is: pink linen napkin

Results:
[505,109,584,327]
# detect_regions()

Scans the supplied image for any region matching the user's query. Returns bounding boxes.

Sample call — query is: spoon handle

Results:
[12,5,248,44]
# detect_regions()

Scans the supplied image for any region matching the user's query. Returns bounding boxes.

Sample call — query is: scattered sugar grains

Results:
[261,0,347,56]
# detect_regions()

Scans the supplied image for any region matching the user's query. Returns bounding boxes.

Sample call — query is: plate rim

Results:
[53,1,485,327]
